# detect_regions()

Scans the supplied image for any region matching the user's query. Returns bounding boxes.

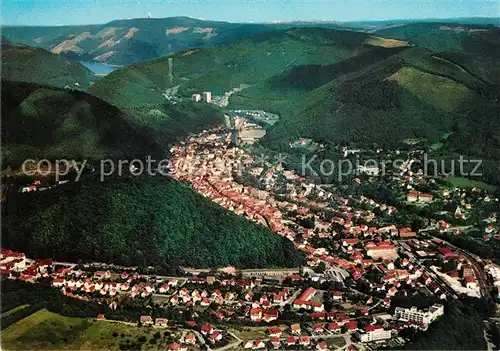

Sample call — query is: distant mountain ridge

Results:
[368,22,500,57]
[3,16,497,66]
[1,16,347,65]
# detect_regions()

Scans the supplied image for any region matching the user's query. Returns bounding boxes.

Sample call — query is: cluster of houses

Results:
[50,269,162,299]
[20,179,69,193]
[6,129,500,349]
[3,242,451,350]
[293,287,324,312]
[170,139,413,277]
[406,190,433,203]
[0,248,52,282]
[241,336,328,350]
[169,131,474,303]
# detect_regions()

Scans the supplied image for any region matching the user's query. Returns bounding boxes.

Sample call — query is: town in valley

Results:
[4,109,500,350]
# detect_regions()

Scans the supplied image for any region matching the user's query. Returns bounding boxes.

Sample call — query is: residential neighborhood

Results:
[4,115,500,350]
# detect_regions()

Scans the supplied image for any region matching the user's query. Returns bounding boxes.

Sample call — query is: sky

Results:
[2,0,499,26]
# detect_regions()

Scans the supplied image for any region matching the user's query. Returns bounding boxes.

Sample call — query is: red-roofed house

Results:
[464,276,477,289]
[345,321,358,331]
[185,333,196,345]
[208,332,222,344]
[290,323,301,334]
[155,318,168,327]
[327,322,340,332]
[242,340,253,349]
[313,323,324,334]
[254,339,266,349]
[201,324,214,335]
[299,336,311,347]
[250,307,263,322]
[140,315,153,325]
[267,327,282,338]
[287,336,297,346]
[438,247,455,259]
[270,338,281,349]
[316,341,328,351]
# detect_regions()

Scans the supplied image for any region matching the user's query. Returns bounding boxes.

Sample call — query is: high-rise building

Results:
[394,304,444,325]
[203,92,212,103]
[192,94,202,102]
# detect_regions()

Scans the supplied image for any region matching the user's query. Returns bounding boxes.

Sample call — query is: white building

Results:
[356,325,392,342]
[394,304,444,325]
[203,92,212,103]
[192,94,201,102]
[357,165,380,176]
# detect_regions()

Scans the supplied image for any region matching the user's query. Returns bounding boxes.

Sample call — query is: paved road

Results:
[96,319,138,326]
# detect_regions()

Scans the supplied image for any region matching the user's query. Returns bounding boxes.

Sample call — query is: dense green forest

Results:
[1,81,166,169]
[1,80,225,170]
[89,27,393,108]
[239,46,500,185]
[371,22,500,57]
[246,44,499,150]
[119,102,224,149]
[2,176,304,270]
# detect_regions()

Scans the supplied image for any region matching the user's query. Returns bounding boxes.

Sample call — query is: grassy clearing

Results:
[326,337,347,349]
[387,67,474,113]
[444,176,497,192]
[1,309,181,350]
[229,326,271,340]
[1,308,92,350]
[365,36,409,48]
[430,142,444,150]
[403,138,426,145]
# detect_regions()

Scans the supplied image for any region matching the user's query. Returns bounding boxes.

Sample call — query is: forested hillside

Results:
[1,81,165,169]
[124,102,224,149]
[1,79,225,170]
[369,22,500,57]
[251,48,500,184]
[89,27,405,108]
[2,176,304,270]
[1,41,94,89]
[86,25,500,185]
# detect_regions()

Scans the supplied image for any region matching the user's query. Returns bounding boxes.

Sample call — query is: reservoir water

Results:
[80,61,119,76]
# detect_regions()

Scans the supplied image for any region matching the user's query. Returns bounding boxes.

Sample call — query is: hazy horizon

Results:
[2,0,499,26]
[1,15,499,28]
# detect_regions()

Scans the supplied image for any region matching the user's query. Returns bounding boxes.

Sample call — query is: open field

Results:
[402,138,427,145]
[1,309,181,350]
[229,326,272,340]
[326,337,347,349]
[444,176,497,192]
